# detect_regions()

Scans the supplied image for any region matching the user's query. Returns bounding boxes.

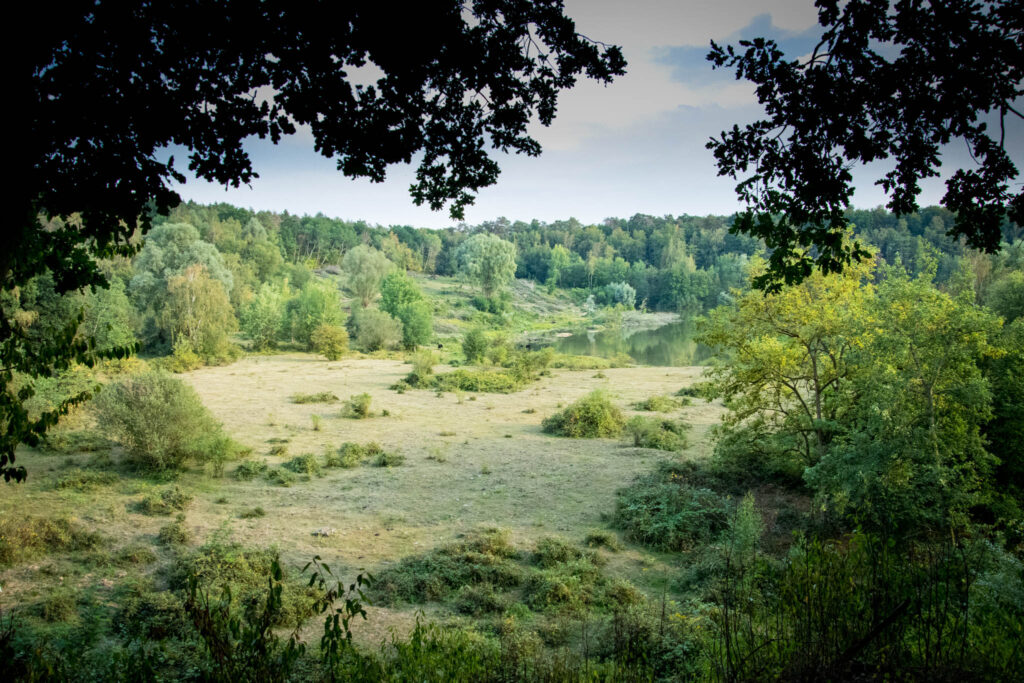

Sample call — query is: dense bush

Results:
[344,393,372,418]
[432,369,521,393]
[234,460,269,480]
[95,370,232,471]
[403,349,437,387]
[283,453,323,476]
[54,468,118,490]
[350,307,403,351]
[541,390,625,438]
[326,441,384,468]
[0,516,103,565]
[625,416,690,451]
[613,466,731,551]
[310,323,349,360]
[461,328,488,363]
[632,395,679,412]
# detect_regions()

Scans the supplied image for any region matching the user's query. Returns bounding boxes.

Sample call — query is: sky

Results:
[169,0,1002,229]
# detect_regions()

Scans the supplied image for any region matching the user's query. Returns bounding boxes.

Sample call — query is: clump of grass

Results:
[624,416,690,451]
[138,485,194,515]
[265,468,297,487]
[344,393,372,418]
[42,428,111,454]
[522,408,536,414]
[403,349,438,387]
[311,414,322,431]
[372,451,405,467]
[541,390,625,438]
[54,469,118,490]
[391,380,411,394]
[533,536,586,568]
[325,442,384,468]
[593,372,607,379]
[584,530,623,552]
[439,431,456,437]
[426,446,448,463]
[268,444,289,457]
[675,386,702,398]
[290,392,339,404]
[113,544,158,566]
[632,395,680,412]
[283,453,322,477]
[372,528,523,606]
[234,460,269,480]
[549,354,611,370]
[239,507,266,519]
[452,583,510,616]
[157,516,191,546]
[115,584,191,641]
[214,496,229,504]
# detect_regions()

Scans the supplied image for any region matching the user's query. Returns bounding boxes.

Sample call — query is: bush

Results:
[239,507,266,519]
[372,528,522,606]
[326,442,383,468]
[344,393,372,418]
[54,469,118,490]
[265,468,297,487]
[40,587,79,623]
[432,369,521,393]
[283,453,322,477]
[0,516,103,565]
[462,328,488,363]
[541,390,625,438]
[395,300,433,349]
[115,585,191,640]
[95,370,230,471]
[613,466,731,551]
[234,460,269,480]
[452,584,509,616]
[625,416,690,451]
[157,517,191,546]
[371,451,405,467]
[310,323,348,360]
[404,349,437,387]
[138,485,194,515]
[584,530,623,552]
[534,537,586,568]
[290,391,339,404]
[351,307,403,352]
[633,395,679,412]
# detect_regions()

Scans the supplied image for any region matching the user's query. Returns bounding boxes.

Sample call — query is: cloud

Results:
[654,13,823,87]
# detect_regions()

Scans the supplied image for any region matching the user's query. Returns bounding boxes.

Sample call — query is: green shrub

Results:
[372,451,405,467]
[42,428,111,454]
[404,349,438,387]
[584,530,623,552]
[94,370,230,471]
[432,369,521,393]
[461,328,488,363]
[351,307,403,351]
[115,585,191,640]
[40,587,79,623]
[138,485,194,515]
[372,528,522,605]
[310,323,349,360]
[0,516,103,565]
[269,444,288,456]
[54,469,118,490]
[534,536,585,568]
[265,468,297,487]
[632,395,679,412]
[344,393,372,418]
[283,453,322,477]
[157,517,191,546]
[239,507,266,519]
[549,354,611,370]
[613,467,730,551]
[523,558,604,611]
[327,442,383,468]
[234,460,269,480]
[452,583,509,616]
[624,416,690,451]
[290,392,339,404]
[113,545,158,566]
[541,390,625,438]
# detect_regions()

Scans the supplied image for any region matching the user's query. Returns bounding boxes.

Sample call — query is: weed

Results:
[265,468,297,487]
[54,469,118,490]
[157,517,191,546]
[372,451,405,467]
[290,391,340,404]
[234,460,269,480]
[268,444,288,457]
[439,431,456,437]
[214,496,229,504]
[138,485,194,515]
[311,414,322,431]
[522,408,536,414]
[40,588,79,623]
[113,545,158,566]
[431,369,522,393]
[584,530,623,552]
[239,507,266,519]
[426,446,448,463]
[452,584,509,616]
[632,395,679,412]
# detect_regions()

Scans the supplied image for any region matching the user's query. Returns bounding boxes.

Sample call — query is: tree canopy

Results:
[708,0,1023,289]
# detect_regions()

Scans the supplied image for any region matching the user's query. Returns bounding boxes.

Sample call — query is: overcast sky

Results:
[170,0,995,229]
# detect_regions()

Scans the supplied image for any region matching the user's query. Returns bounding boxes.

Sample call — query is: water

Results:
[547,318,712,367]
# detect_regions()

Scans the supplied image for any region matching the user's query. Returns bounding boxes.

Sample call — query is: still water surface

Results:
[549,318,712,367]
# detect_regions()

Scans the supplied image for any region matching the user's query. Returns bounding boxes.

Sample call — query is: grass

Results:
[0,353,720,653]
[290,391,340,404]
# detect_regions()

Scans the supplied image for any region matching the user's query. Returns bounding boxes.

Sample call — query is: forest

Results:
[1,199,1022,680]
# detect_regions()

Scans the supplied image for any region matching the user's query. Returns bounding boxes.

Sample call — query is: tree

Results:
[241,282,288,350]
[159,264,237,357]
[5,1,624,482]
[80,277,138,355]
[707,0,1023,289]
[290,280,344,349]
[455,233,518,298]
[342,245,393,308]
[380,271,433,348]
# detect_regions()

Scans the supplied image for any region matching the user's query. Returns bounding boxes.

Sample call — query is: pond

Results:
[545,317,713,367]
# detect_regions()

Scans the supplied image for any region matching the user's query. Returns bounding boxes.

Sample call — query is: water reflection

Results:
[547,318,712,367]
